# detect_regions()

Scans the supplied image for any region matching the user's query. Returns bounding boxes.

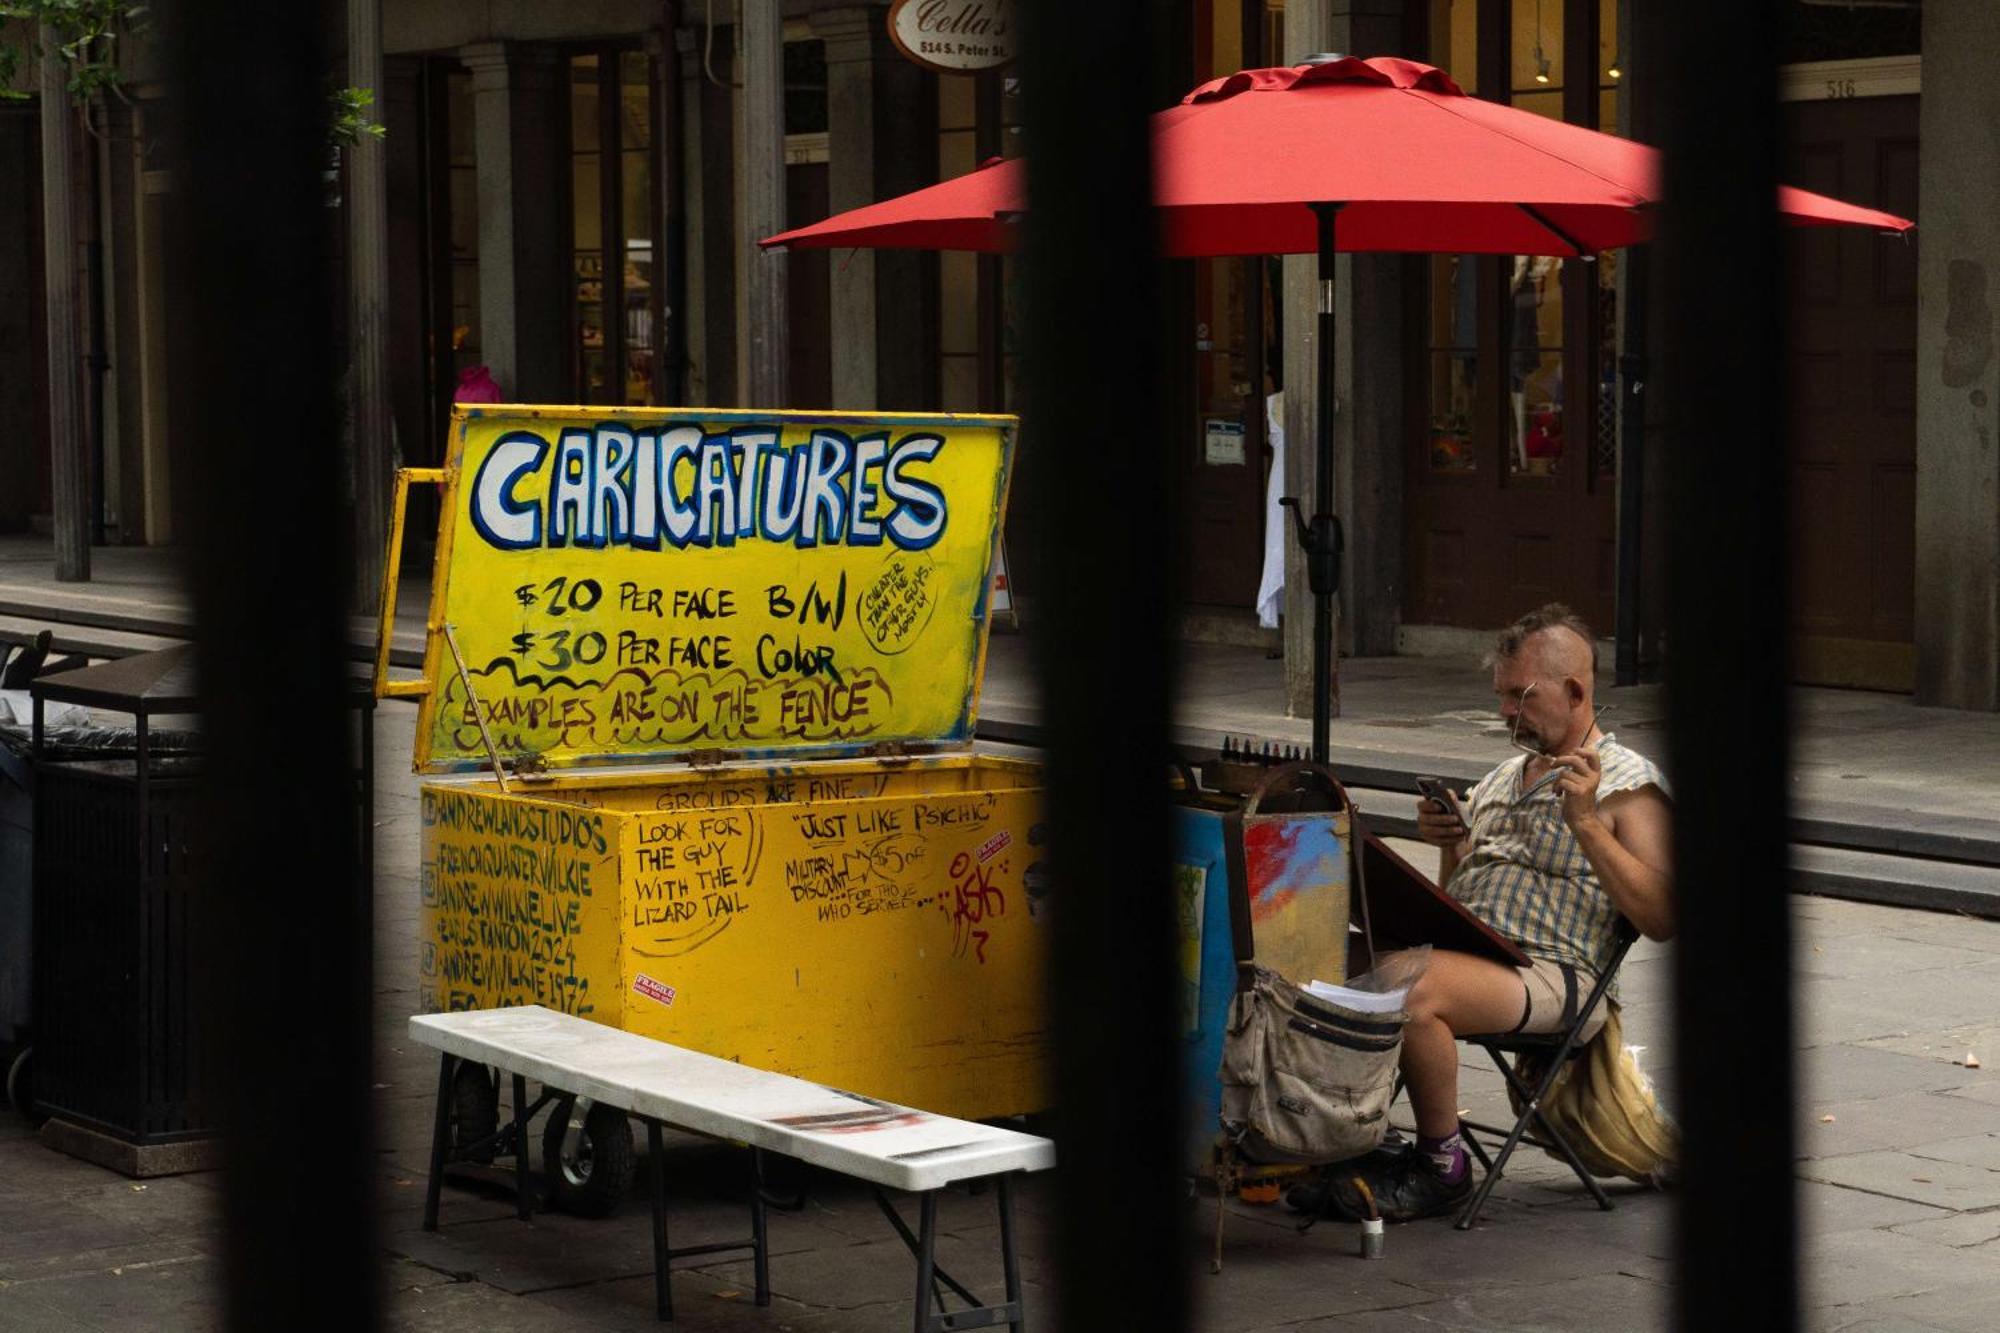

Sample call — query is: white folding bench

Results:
[409,1006,1056,1331]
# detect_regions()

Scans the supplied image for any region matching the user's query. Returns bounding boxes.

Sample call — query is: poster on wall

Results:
[1204,417,1246,466]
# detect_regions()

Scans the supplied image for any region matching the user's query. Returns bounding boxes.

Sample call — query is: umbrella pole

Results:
[1305,202,1345,763]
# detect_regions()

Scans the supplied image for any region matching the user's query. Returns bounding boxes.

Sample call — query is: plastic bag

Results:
[1304,945,1432,1014]
[1508,1002,1678,1184]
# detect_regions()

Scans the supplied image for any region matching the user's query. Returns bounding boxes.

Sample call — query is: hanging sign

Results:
[888,0,1016,75]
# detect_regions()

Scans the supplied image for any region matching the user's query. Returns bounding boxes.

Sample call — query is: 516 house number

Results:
[1824,77,1858,99]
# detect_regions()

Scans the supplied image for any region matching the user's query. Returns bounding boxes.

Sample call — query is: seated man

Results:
[1310,603,1674,1222]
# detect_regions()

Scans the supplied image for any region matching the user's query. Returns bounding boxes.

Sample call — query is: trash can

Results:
[383,404,1049,1122]
[4,677,204,1120]
[1,734,34,1056]
[20,649,208,1170]
[26,647,374,1176]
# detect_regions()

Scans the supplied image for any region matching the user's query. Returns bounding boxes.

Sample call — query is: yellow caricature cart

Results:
[376,405,1046,1136]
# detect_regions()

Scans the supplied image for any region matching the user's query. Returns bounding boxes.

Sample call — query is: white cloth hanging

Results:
[1255,390,1287,630]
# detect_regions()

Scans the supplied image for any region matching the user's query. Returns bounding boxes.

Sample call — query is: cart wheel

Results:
[6,1046,41,1125]
[542,1099,634,1219]
[451,1062,500,1165]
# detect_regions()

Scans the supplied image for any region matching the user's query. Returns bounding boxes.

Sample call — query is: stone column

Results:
[348,0,392,610]
[464,44,517,394]
[1915,0,2000,710]
[739,0,788,406]
[1279,1,1407,716]
[105,95,147,545]
[41,31,89,580]
[810,6,881,409]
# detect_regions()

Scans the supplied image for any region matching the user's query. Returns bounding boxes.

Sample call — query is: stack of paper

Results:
[1303,980,1409,1015]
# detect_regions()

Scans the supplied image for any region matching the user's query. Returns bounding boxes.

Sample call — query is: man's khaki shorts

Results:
[1506,956,1607,1042]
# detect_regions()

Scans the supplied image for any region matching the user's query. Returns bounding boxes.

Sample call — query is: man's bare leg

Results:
[1292,946,1537,1220]
[1401,949,1535,1137]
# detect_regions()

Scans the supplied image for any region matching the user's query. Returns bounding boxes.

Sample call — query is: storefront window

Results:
[1428,0,1478,93]
[571,49,661,406]
[1425,3,1479,475]
[571,55,606,400]
[1509,0,1563,121]
[1427,255,1478,473]
[1507,0,1567,480]
[1594,0,1620,482]
[1508,256,1564,476]
[1593,249,1618,482]
[447,69,480,384]
[620,51,654,406]
[1598,0,1620,132]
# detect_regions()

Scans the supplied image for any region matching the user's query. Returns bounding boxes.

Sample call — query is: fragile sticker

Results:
[977,830,1012,864]
[633,974,677,1007]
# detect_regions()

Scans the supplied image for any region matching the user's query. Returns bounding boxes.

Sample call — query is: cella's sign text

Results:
[887,0,1015,75]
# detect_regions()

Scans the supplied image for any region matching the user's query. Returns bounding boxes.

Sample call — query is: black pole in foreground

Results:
[1016,3,1188,1330]
[165,1,379,1326]
[1652,3,1799,1328]
[1289,201,1346,764]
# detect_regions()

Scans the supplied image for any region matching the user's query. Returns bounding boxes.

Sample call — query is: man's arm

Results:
[1554,752,1675,939]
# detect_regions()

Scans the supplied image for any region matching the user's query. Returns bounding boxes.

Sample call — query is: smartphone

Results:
[1415,777,1463,823]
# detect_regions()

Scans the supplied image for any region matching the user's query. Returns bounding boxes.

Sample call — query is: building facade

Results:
[3,0,1996,709]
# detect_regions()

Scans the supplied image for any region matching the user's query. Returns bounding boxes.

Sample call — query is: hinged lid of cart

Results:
[378,405,1017,775]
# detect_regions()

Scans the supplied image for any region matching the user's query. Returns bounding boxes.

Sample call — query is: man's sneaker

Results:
[1282,1167,1360,1222]
[1281,1132,1415,1222]
[1350,1144,1475,1223]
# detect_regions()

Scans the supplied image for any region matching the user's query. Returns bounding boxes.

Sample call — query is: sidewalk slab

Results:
[1799,1150,2000,1211]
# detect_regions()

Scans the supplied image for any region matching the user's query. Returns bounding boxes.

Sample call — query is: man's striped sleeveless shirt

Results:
[1447,735,1669,988]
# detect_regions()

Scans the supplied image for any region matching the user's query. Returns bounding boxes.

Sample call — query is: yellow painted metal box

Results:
[382,406,1047,1119]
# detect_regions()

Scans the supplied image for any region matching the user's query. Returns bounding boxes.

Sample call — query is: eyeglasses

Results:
[1508,680,1612,758]
[1508,681,1541,754]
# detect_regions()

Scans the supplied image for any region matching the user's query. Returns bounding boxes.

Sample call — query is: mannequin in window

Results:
[1509,257,1557,470]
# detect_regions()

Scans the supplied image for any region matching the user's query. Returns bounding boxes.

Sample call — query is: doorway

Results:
[1781,92,1919,691]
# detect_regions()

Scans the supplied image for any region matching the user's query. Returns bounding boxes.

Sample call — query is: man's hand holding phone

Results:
[1415,777,1468,848]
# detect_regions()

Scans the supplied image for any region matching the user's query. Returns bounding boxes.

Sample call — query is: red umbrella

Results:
[763,55,1913,758]
[765,57,1912,256]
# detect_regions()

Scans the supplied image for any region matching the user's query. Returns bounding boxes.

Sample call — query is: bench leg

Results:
[876,1183,1023,1332]
[749,1148,771,1307]
[998,1174,1023,1333]
[911,1190,938,1333]
[423,1055,455,1233]
[647,1119,674,1322]
[512,1074,532,1222]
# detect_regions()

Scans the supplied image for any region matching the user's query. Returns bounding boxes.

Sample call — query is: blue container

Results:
[1171,801,1240,1169]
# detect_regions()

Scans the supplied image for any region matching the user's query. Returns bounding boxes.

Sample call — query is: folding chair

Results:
[1449,915,1641,1230]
